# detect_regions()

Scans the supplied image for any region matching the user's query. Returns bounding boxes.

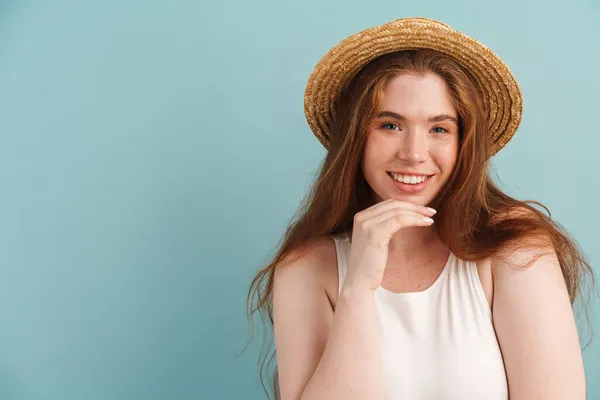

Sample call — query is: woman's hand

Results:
[343,199,436,293]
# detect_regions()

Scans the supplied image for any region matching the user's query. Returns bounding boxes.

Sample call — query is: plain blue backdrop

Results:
[0,0,598,399]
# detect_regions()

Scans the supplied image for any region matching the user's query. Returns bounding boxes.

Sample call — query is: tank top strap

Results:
[447,256,493,320]
[330,231,351,295]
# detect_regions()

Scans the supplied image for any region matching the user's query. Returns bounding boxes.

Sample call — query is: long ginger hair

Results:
[242,49,596,400]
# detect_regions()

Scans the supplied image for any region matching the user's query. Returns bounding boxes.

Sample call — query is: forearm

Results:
[300,287,385,400]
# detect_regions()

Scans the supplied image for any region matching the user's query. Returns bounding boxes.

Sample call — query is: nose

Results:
[398,129,427,163]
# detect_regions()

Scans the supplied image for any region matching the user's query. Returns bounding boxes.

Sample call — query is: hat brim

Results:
[304,17,523,156]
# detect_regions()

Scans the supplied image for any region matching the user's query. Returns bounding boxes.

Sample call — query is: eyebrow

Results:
[376,111,458,124]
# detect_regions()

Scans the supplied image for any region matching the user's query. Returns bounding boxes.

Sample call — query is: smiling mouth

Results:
[387,171,434,185]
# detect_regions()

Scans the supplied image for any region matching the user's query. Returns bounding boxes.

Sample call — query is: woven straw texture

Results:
[304,17,523,156]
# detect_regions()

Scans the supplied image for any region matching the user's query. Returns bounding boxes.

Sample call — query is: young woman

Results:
[246,17,595,400]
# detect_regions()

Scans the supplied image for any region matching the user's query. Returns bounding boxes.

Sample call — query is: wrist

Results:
[340,283,376,302]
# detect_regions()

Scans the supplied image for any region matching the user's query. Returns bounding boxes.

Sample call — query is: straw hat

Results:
[304,17,523,156]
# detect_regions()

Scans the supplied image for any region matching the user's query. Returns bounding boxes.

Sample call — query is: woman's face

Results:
[361,72,460,206]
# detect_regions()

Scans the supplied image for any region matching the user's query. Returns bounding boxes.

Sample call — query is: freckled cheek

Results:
[365,138,396,163]
[433,152,459,175]
[427,141,456,165]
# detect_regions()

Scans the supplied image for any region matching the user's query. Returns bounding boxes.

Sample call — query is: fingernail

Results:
[426,207,437,214]
[423,217,434,223]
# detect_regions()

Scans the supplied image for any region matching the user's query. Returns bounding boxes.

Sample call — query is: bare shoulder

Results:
[272,235,340,400]
[486,208,584,397]
[479,206,548,311]
[274,235,340,309]
[274,235,337,284]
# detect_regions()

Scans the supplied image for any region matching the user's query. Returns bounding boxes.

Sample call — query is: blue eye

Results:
[382,123,400,131]
[431,126,449,134]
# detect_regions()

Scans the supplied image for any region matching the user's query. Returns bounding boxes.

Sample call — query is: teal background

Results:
[0,0,598,399]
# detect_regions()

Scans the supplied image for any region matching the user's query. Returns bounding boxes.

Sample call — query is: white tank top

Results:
[331,231,509,399]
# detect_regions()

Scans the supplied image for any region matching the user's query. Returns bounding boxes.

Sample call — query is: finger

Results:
[368,208,433,228]
[357,199,436,221]
[357,209,433,245]
[379,211,434,237]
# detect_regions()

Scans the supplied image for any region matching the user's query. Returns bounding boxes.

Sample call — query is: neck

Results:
[387,225,440,256]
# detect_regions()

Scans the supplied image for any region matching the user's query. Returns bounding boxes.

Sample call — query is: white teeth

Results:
[390,173,429,184]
